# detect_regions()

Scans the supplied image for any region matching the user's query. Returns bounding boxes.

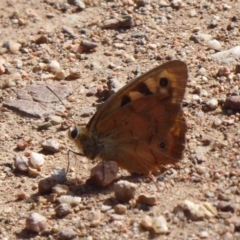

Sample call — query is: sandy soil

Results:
[1,0,240,239]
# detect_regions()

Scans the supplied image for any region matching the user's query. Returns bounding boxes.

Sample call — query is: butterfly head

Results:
[69,126,100,160]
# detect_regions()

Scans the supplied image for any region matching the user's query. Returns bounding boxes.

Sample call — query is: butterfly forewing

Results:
[88,60,187,133]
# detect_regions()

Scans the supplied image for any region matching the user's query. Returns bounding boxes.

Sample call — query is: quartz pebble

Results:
[141,215,168,234]
[30,152,45,169]
[206,98,218,110]
[207,39,221,51]
[49,60,61,73]
[58,195,81,206]
[176,200,218,221]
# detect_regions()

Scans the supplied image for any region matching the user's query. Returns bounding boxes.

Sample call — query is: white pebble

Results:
[207,39,221,51]
[152,216,168,234]
[9,41,21,52]
[213,118,222,126]
[58,195,81,206]
[192,94,200,101]
[206,98,218,110]
[200,89,208,97]
[189,9,197,17]
[30,152,45,169]
[199,230,209,238]
[49,60,61,73]
[198,67,207,76]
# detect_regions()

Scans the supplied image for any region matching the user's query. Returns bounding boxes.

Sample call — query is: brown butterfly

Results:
[69,60,188,174]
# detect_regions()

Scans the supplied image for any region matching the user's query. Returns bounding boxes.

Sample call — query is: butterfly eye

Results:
[159,77,169,87]
[70,127,79,139]
[159,141,166,149]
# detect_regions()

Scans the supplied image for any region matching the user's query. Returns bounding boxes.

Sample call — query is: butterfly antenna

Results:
[47,85,84,175]
[46,85,68,109]
[67,149,84,173]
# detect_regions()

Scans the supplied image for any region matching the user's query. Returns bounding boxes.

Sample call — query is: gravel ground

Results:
[1,0,240,239]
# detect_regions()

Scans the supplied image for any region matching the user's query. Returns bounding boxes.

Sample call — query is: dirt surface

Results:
[1,0,240,239]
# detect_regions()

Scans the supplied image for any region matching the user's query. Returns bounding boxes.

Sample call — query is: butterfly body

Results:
[70,60,188,174]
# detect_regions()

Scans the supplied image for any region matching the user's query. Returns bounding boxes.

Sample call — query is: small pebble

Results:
[55,203,72,217]
[30,152,45,169]
[152,216,168,234]
[14,155,29,172]
[101,205,112,212]
[50,115,63,125]
[55,70,66,80]
[9,41,21,52]
[35,35,48,44]
[114,180,137,202]
[110,214,125,221]
[41,138,60,153]
[89,161,118,187]
[198,231,209,238]
[69,68,81,78]
[80,40,98,52]
[16,191,29,200]
[213,118,222,126]
[58,195,81,206]
[58,226,77,240]
[141,215,168,234]
[224,96,240,110]
[176,200,218,221]
[28,167,40,177]
[49,60,61,73]
[217,201,235,213]
[38,177,58,194]
[90,210,102,227]
[207,39,222,51]
[17,139,29,151]
[137,194,157,206]
[218,66,231,76]
[206,98,218,110]
[25,212,48,233]
[52,184,69,196]
[114,204,127,214]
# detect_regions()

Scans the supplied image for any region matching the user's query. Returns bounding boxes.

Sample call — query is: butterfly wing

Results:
[73,60,188,174]
[97,93,186,174]
[88,60,187,133]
